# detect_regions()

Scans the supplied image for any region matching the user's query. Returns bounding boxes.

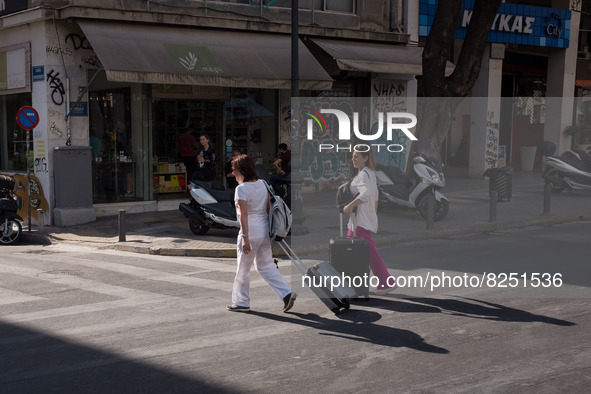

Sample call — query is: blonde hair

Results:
[357,148,376,170]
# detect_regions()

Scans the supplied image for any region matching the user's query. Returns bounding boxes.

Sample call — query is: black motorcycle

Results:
[179,179,239,236]
[0,175,23,245]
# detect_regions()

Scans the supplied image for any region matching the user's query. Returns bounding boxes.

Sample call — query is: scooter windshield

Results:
[416,138,443,170]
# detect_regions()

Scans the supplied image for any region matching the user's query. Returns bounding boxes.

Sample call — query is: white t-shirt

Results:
[234,179,269,233]
[348,167,379,234]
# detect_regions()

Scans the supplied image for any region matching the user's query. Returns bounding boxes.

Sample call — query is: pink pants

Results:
[347,226,392,288]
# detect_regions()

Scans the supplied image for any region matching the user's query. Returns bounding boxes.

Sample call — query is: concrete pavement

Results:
[22,167,591,257]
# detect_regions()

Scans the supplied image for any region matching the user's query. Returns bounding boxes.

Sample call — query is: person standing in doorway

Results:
[227,154,297,313]
[178,126,199,180]
[195,133,217,181]
[342,149,396,294]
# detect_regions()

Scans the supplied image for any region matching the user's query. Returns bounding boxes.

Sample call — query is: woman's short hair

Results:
[232,155,258,182]
[358,148,376,170]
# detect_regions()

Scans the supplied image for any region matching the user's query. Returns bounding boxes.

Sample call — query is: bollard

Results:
[489,190,497,222]
[37,209,45,234]
[426,190,435,230]
[543,181,551,215]
[118,209,126,242]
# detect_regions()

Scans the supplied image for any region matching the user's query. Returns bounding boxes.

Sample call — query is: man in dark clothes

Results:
[270,143,291,196]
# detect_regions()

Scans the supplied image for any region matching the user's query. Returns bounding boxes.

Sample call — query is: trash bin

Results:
[483,166,513,202]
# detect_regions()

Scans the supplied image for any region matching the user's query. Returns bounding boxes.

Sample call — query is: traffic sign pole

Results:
[26,129,31,231]
[16,106,40,232]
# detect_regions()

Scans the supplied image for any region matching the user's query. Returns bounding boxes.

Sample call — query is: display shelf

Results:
[152,162,187,193]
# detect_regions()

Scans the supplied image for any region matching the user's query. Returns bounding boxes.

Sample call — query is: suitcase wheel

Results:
[331,307,341,315]
[343,299,350,309]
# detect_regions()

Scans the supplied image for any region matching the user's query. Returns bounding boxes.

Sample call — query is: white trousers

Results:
[232,233,292,307]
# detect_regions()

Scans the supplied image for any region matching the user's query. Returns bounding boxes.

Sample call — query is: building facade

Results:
[0,0,583,226]
[1,0,415,225]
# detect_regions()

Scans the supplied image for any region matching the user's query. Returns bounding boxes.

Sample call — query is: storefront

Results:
[419,0,578,176]
[0,4,441,225]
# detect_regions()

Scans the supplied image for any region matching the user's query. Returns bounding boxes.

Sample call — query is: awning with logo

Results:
[78,21,333,90]
[310,38,455,76]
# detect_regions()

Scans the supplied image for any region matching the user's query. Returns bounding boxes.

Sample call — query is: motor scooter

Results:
[537,141,591,193]
[375,153,449,221]
[0,175,23,244]
[179,179,239,235]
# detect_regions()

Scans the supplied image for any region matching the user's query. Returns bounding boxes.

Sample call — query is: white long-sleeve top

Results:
[348,167,379,234]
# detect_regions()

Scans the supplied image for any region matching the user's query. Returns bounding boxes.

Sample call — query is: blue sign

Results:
[69,102,88,117]
[32,66,45,82]
[16,106,39,130]
[419,0,571,48]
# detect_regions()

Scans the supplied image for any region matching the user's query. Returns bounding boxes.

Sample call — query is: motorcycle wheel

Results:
[0,219,22,245]
[543,168,565,193]
[189,219,209,236]
[417,195,449,222]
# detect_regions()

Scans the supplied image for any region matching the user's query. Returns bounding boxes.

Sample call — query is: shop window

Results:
[0,93,32,172]
[89,88,134,203]
[152,98,224,188]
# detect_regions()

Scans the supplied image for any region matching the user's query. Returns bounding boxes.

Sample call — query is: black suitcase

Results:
[329,213,371,299]
[277,239,356,315]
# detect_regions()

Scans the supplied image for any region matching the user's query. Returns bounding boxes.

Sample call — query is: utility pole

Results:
[290,0,308,235]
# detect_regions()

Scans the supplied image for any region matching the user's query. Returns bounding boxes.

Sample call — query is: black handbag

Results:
[336,180,358,213]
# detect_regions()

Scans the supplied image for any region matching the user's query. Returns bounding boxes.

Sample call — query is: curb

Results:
[91,211,591,258]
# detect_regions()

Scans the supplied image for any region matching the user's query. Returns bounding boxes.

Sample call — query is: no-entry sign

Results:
[16,106,40,130]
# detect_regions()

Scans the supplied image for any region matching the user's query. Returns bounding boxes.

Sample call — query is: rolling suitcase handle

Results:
[340,212,357,238]
[276,239,307,275]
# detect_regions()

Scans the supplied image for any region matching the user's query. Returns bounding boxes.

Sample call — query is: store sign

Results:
[164,44,224,74]
[0,0,27,16]
[419,0,571,48]
[0,48,26,91]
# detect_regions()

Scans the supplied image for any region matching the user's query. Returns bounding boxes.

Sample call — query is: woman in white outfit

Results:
[227,155,297,312]
[343,149,396,294]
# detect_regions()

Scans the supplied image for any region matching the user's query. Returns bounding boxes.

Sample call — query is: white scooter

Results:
[537,141,591,193]
[375,153,449,221]
[179,179,239,235]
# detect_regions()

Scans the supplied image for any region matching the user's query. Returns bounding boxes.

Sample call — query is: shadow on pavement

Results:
[369,296,576,326]
[0,322,237,394]
[248,310,449,354]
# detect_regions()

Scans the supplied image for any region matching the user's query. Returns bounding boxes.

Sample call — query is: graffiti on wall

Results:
[0,174,49,224]
[294,99,355,185]
[485,110,500,168]
[300,140,350,182]
[371,79,409,172]
[47,69,66,106]
[35,140,48,174]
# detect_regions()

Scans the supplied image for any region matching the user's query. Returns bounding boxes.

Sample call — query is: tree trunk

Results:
[418,0,502,153]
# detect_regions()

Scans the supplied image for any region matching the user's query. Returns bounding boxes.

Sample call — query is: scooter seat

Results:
[391,174,412,185]
[208,189,235,203]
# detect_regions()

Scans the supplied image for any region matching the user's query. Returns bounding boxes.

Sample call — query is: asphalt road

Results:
[1,222,590,393]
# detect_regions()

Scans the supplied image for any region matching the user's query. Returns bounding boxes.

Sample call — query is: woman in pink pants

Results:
[343,149,396,294]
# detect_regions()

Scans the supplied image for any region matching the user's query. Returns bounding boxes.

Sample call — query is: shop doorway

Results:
[88,88,135,203]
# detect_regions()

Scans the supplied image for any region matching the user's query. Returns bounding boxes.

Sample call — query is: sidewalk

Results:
[22,167,591,257]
